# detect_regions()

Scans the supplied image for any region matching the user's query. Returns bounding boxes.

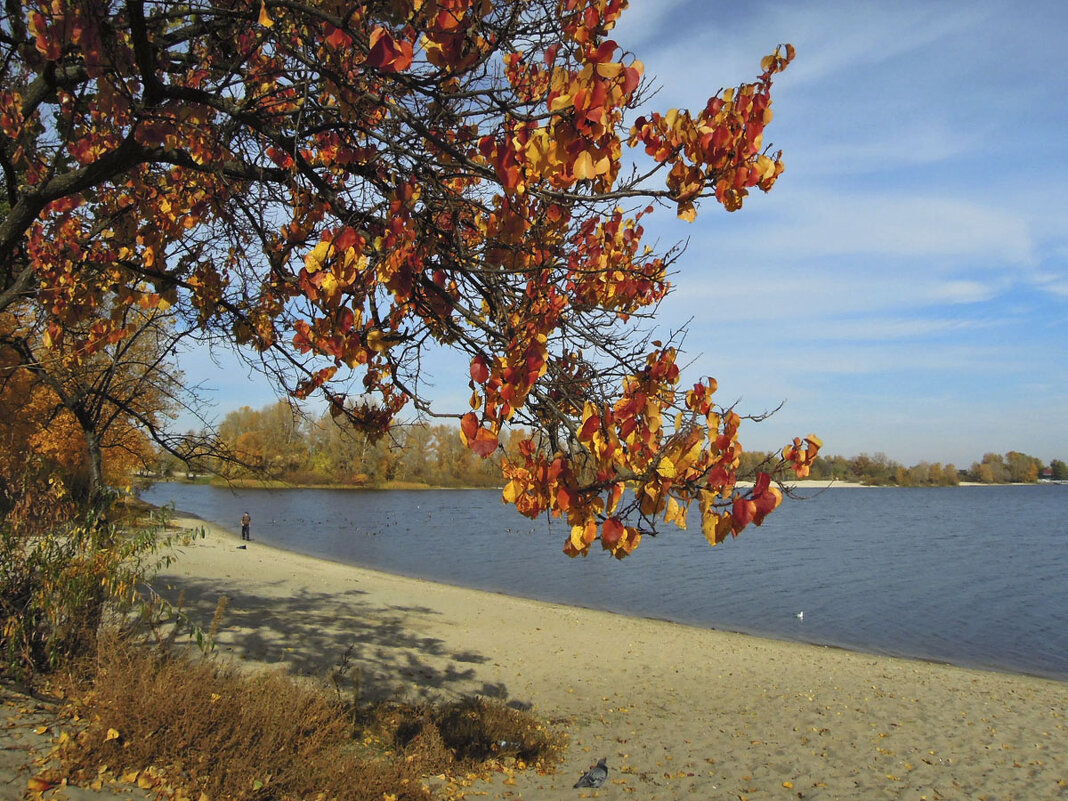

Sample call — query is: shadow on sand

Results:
[152,575,518,706]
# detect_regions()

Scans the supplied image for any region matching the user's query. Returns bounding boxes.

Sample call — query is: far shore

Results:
[148,514,1068,800]
[146,475,1065,493]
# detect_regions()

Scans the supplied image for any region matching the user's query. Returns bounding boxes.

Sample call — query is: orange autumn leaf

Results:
[601,517,624,549]
[258,0,274,27]
[470,426,499,457]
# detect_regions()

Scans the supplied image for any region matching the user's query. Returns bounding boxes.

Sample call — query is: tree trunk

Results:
[83,426,106,510]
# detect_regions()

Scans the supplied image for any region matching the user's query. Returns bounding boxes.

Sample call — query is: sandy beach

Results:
[140,516,1068,801]
[6,514,1063,800]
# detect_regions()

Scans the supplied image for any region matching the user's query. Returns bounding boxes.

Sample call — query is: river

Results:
[139,482,1068,680]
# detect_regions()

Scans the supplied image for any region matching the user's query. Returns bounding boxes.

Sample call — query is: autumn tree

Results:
[1004,451,1042,484]
[215,400,310,478]
[0,302,197,506]
[1,0,818,556]
[0,302,202,681]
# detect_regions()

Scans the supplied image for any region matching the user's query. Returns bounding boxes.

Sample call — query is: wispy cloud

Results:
[735,190,1035,263]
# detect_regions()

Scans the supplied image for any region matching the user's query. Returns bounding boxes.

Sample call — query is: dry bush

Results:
[368,696,565,773]
[58,635,563,800]
[62,635,432,801]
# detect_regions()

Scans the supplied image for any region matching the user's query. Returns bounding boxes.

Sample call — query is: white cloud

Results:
[794,316,989,342]
[647,194,1038,292]
[789,122,982,178]
[618,1,998,108]
[737,190,1034,263]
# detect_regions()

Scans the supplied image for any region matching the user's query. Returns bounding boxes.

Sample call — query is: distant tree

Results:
[1005,451,1042,483]
[973,453,1010,484]
[1051,459,1068,481]
[216,401,309,478]
[940,463,960,486]
[907,462,931,486]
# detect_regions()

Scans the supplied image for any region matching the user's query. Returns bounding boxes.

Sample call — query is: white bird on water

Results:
[795,611,804,620]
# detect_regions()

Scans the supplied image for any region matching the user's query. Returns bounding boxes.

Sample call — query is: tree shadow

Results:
[153,575,509,704]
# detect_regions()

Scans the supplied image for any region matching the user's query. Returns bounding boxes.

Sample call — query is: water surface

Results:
[140,483,1068,680]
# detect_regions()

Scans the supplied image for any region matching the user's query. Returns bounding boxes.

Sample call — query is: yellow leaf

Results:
[105,728,120,741]
[258,0,274,27]
[366,329,389,352]
[701,508,731,546]
[304,241,331,273]
[549,92,573,112]
[318,271,339,297]
[676,201,697,222]
[595,62,623,79]
[664,497,687,529]
[656,456,676,479]
[573,150,596,180]
[34,725,48,735]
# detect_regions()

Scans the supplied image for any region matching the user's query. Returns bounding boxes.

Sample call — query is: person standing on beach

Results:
[241,512,251,541]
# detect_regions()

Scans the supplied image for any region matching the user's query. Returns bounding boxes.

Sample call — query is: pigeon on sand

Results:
[573,757,608,788]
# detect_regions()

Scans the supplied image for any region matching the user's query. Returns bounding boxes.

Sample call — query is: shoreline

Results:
[160,506,1067,684]
[151,515,1068,800]
[144,477,1066,493]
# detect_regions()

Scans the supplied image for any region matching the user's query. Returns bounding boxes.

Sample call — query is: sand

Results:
[142,517,1068,801]
[5,516,1067,800]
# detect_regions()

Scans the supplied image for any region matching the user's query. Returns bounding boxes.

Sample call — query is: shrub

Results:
[57,637,563,801]
[0,487,190,687]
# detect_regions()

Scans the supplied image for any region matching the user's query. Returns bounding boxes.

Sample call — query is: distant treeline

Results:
[156,401,524,488]
[739,450,1067,487]
[156,401,1068,489]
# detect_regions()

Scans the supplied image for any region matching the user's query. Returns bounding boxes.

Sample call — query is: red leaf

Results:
[324,23,352,50]
[338,307,354,334]
[578,412,600,441]
[590,39,617,63]
[460,411,479,443]
[334,226,358,251]
[731,497,755,533]
[753,471,771,496]
[366,27,413,72]
[470,355,490,384]
[601,518,624,549]
[470,426,499,457]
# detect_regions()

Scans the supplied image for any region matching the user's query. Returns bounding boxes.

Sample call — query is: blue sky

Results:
[178,0,1068,468]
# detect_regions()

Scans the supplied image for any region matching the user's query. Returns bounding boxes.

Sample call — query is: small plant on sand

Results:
[0,491,200,688]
